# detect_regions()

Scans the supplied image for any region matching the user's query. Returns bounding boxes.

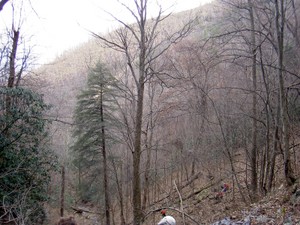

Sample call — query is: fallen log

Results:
[70,206,100,215]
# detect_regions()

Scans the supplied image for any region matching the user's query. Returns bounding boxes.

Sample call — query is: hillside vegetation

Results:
[1,0,300,224]
[39,1,300,224]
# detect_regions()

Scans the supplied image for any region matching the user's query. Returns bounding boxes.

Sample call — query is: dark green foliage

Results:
[72,62,119,203]
[0,87,57,225]
[77,173,104,203]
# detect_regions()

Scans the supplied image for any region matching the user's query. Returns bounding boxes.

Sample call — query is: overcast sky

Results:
[0,0,213,64]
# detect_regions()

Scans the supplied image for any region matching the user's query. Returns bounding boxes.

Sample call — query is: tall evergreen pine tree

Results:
[72,62,119,225]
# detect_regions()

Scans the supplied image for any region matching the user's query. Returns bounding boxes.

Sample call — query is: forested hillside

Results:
[1,0,300,225]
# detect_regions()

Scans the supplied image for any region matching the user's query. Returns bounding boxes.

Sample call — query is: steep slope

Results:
[32,1,300,225]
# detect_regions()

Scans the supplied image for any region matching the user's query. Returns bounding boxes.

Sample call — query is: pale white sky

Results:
[0,0,213,64]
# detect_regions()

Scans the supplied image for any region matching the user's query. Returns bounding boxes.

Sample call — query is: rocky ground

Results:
[208,183,300,225]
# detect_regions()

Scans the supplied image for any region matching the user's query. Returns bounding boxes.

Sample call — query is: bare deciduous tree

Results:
[92,1,192,224]
[247,0,258,199]
[0,0,9,12]
[274,0,296,186]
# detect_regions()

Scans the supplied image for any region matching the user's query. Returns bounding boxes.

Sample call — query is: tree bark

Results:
[100,83,111,225]
[60,165,65,217]
[8,29,19,88]
[259,46,271,193]
[0,0,9,12]
[248,0,258,199]
[274,0,295,186]
[267,112,280,191]
[142,119,153,211]
[133,76,145,225]
[5,29,19,114]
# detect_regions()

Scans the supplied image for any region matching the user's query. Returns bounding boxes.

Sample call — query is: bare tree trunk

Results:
[111,159,126,225]
[0,0,9,12]
[8,29,19,88]
[142,80,156,210]
[133,78,144,225]
[60,165,65,217]
[100,85,111,225]
[259,46,271,194]
[274,0,295,186]
[248,0,258,199]
[132,2,150,222]
[267,113,280,191]
[142,124,153,210]
[5,29,19,114]
[120,168,126,225]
